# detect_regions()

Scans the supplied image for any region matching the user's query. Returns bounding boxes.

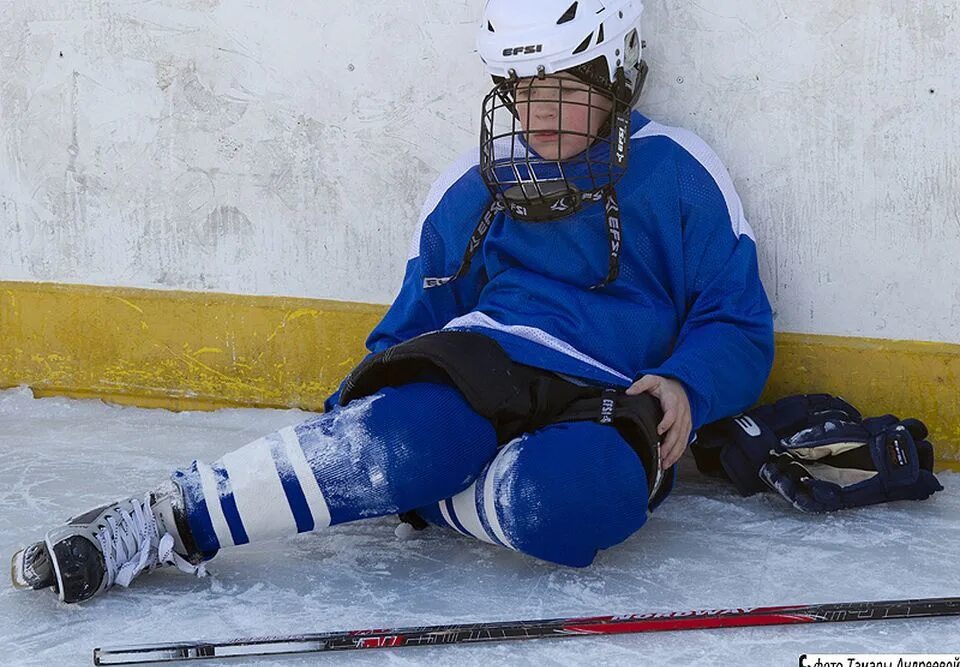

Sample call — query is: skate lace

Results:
[94,494,206,589]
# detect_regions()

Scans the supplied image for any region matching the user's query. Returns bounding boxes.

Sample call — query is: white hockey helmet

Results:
[477,0,645,102]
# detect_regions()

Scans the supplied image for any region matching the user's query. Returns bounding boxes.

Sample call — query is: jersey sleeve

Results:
[639,141,775,431]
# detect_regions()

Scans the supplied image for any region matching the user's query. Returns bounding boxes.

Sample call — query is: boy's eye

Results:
[511,78,593,104]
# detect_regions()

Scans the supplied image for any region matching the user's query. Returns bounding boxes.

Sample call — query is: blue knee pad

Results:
[419,421,649,567]
[310,382,498,524]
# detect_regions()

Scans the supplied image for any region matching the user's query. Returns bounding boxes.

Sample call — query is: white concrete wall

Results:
[1,1,957,343]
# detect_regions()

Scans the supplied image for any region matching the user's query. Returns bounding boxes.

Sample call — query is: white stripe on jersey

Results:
[631,122,755,241]
[409,148,481,260]
[443,310,632,383]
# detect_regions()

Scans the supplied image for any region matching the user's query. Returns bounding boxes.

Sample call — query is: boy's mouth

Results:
[530,131,560,142]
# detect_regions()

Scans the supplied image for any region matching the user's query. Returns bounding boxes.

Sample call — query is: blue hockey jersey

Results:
[330,111,775,432]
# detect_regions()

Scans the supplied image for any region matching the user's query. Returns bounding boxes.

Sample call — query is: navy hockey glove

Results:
[758,414,943,512]
[691,394,943,512]
[691,394,862,496]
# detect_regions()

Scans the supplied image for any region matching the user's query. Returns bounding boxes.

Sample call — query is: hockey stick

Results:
[93,595,960,665]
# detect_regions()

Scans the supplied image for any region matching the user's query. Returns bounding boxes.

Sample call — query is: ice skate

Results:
[10,482,206,603]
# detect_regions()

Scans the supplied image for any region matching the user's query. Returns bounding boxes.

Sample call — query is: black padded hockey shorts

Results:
[338,330,667,502]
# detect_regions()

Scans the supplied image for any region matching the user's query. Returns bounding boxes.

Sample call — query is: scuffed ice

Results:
[1,387,958,666]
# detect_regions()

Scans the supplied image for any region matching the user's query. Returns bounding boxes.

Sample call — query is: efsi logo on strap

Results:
[733,415,761,437]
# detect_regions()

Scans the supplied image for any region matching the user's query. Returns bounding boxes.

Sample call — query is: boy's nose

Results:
[530,101,558,121]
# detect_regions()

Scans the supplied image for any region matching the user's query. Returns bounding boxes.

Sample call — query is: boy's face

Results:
[513,73,613,161]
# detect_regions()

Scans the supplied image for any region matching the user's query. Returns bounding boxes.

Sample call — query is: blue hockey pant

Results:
[172,381,650,567]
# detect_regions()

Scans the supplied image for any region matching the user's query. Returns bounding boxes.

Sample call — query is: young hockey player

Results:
[11,0,775,603]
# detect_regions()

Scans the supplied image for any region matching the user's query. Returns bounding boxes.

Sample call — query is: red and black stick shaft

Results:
[94,596,960,665]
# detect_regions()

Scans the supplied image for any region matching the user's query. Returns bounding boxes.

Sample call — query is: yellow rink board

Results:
[1,280,958,464]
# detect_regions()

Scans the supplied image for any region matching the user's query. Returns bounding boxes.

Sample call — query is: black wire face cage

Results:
[479,64,635,223]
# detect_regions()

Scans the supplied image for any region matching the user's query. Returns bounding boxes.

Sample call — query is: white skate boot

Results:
[11,481,205,603]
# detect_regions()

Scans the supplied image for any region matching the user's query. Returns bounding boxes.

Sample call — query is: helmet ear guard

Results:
[629,58,649,108]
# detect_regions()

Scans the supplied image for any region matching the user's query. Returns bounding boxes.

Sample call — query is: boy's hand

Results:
[626,375,692,470]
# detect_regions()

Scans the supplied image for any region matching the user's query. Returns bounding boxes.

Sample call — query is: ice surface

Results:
[1,387,958,666]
